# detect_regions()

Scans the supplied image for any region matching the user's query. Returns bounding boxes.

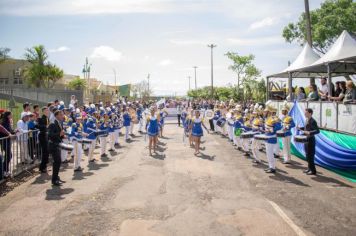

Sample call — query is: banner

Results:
[307,102,321,125]
[321,102,337,130]
[119,84,131,97]
[338,104,356,134]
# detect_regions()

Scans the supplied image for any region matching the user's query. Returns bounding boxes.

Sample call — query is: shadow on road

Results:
[45,187,74,200]
[311,175,354,188]
[87,162,109,171]
[72,171,94,180]
[269,172,310,187]
[31,173,51,185]
[151,153,166,160]
[197,152,215,161]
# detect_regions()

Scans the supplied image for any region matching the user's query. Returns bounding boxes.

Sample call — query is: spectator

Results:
[286,87,295,101]
[0,111,16,177]
[33,104,40,120]
[328,81,346,102]
[335,81,341,97]
[27,113,38,160]
[70,95,77,107]
[297,87,307,101]
[17,112,32,164]
[343,81,356,104]
[306,84,319,101]
[318,77,329,101]
[23,102,31,112]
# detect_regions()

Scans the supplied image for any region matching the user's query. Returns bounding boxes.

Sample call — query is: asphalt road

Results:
[0,122,355,236]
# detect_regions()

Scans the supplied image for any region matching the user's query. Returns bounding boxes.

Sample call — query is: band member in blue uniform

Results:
[264,117,278,173]
[71,115,84,171]
[146,108,159,156]
[84,117,97,162]
[190,110,209,155]
[123,108,131,142]
[137,105,144,133]
[280,104,295,164]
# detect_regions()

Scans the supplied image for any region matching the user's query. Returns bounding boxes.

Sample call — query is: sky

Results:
[0,0,325,96]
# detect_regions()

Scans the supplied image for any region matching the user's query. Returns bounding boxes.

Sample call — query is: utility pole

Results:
[147,73,150,99]
[188,76,191,91]
[193,66,198,90]
[207,44,217,97]
[304,0,315,84]
[82,57,92,99]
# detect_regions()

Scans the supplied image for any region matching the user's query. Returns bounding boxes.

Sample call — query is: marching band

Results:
[46,97,317,186]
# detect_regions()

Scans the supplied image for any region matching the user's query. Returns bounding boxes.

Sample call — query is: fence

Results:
[0,130,42,181]
[269,100,356,135]
[0,86,84,107]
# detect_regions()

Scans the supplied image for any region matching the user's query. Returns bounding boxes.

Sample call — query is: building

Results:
[0,59,30,87]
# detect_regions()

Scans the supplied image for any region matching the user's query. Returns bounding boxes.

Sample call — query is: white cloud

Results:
[169,39,209,46]
[249,17,279,30]
[227,36,283,46]
[49,46,70,53]
[90,46,122,61]
[158,59,173,66]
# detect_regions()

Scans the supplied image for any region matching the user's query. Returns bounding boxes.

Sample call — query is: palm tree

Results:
[68,77,86,90]
[24,45,63,88]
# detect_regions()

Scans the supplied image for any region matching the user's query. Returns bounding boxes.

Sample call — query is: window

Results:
[13,77,23,85]
[0,78,9,85]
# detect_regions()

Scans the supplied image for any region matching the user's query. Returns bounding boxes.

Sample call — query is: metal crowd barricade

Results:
[0,129,42,180]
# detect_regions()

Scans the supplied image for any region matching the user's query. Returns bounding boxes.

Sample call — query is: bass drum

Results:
[204,109,214,119]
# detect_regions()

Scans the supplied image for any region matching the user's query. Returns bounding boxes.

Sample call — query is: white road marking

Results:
[268,200,307,236]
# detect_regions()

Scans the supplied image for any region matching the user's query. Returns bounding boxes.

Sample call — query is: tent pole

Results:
[288,72,293,101]
[327,64,332,99]
[266,77,269,101]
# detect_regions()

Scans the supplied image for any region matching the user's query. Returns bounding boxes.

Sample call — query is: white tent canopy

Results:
[295,30,356,74]
[268,44,321,78]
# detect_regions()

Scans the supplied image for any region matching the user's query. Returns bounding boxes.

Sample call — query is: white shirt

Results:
[177,105,183,115]
[16,119,28,141]
[320,83,328,98]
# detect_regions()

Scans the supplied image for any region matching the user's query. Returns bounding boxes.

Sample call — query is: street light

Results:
[207,44,217,97]
[188,76,191,91]
[193,66,198,90]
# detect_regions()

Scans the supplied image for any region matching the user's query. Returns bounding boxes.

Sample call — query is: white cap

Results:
[21,112,30,119]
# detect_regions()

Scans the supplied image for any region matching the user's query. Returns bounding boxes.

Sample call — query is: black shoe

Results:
[108,149,114,152]
[306,171,316,175]
[52,181,62,186]
[274,154,280,159]
[58,178,66,183]
[237,147,242,151]
[258,148,263,152]
[89,159,96,163]
[303,169,310,173]
[74,167,83,172]
[62,159,69,164]
[264,168,270,172]
[244,153,250,157]
[266,168,276,173]
[101,153,107,157]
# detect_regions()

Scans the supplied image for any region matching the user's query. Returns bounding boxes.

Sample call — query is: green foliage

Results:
[0,47,11,63]
[282,0,356,53]
[24,45,64,88]
[187,79,266,103]
[68,76,86,90]
[225,52,261,101]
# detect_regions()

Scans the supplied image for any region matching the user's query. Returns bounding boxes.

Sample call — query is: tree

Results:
[0,47,11,63]
[24,45,64,88]
[282,0,356,53]
[68,76,86,90]
[132,80,153,99]
[225,52,261,101]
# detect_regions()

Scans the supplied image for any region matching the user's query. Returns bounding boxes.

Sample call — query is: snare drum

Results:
[78,139,92,144]
[95,130,107,137]
[59,143,74,151]
[216,118,226,127]
[241,131,258,139]
[276,130,286,138]
[294,135,308,143]
[254,134,269,141]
